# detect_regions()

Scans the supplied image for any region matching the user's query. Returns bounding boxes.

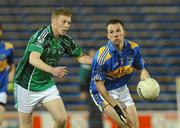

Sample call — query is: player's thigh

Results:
[14,83,43,113]
[18,112,33,128]
[42,98,67,122]
[125,104,139,128]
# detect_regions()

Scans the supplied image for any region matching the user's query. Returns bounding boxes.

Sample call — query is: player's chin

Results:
[114,42,120,47]
[59,31,67,35]
[59,33,65,36]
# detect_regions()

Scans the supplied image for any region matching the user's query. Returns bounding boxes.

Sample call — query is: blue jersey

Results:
[0,40,14,92]
[90,39,145,93]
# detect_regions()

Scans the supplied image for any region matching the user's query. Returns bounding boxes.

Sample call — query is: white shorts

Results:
[14,83,61,113]
[0,92,7,105]
[90,85,134,111]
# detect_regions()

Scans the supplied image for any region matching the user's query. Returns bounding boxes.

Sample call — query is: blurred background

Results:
[0,0,180,127]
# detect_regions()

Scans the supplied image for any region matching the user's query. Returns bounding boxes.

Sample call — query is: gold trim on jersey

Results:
[106,65,134,79]
[5,42,13,49]
[129,41,138,49]
[0,59,7,71]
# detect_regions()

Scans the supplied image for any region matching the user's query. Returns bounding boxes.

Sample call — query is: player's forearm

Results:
[29,53,53,74]
[76,54,92,64]
[140,68,150,80]
[95,80,117,107]
[8,64,15,82]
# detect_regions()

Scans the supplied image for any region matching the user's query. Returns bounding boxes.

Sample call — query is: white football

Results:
[137,78,160,100]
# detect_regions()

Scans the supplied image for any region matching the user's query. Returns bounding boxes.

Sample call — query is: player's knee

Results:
[134,120,139,128]
[55,116,67,126]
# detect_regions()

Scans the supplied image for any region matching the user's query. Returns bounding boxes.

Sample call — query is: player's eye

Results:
[116,29,121,32]
[67,21,71,25]
[109,30,114,34]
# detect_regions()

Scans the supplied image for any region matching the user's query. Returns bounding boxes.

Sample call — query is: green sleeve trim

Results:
[28,44,43,54]
[71,46,83,57]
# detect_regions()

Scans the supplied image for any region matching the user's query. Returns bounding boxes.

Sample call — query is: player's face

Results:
[53,15,71,36]
[107,23,125,47]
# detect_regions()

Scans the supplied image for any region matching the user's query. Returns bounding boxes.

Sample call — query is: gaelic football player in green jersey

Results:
[14,7,92,128]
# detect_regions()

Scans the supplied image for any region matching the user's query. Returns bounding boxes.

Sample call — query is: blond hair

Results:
[51,7,72,19]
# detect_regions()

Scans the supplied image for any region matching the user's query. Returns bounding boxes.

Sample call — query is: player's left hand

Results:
[7,82,14,92]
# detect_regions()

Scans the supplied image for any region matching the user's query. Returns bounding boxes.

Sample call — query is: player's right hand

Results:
[51,66,68,78]
[113,105,128,124]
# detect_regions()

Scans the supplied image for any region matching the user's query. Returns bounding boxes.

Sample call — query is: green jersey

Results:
[15,25,83,91]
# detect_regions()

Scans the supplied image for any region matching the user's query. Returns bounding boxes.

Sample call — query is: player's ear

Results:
[123,29,126,36]
[107,33,110,40]
[51,16,58,25]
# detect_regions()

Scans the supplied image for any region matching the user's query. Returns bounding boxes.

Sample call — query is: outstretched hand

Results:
[51,66,68,78]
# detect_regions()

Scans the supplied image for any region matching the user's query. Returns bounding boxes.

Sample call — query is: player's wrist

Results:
[113,105,123,115]
[113,105,127,124]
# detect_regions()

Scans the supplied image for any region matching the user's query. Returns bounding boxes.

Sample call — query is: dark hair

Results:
[106,19,125,28]
[51,7,72,18]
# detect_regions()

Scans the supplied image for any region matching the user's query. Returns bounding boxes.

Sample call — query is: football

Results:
[137,78,160,101]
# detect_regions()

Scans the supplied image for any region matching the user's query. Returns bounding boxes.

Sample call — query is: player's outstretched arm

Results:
[75,54,92,64]
[8,63,15,82]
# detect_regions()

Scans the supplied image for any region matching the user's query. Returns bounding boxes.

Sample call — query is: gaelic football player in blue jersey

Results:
[0,24,15,127]
[90,19,151,128]
[14,8,92,128]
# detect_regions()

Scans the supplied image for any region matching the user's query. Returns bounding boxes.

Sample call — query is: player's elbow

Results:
[29,52,40,66]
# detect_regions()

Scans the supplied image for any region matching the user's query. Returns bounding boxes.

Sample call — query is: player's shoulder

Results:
[128,40,140,49]
[96,45,112,65]
[5,42,13,49]
[33,26,50,44]
[37,26,50,38]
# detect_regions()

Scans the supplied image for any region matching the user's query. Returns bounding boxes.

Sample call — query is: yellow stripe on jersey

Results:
[106,65,134,78]
[5,42,13,49]
[98,46,106,59]
[104,52,111,62]
[0,60,7,71]
[129,41,138,49]
[97,46,111,65]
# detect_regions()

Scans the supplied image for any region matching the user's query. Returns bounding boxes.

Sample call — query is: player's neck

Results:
[118,41,124,51]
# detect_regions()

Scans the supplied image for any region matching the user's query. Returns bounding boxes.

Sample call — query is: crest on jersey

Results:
[127,56,133,65]
[37,36,44,44]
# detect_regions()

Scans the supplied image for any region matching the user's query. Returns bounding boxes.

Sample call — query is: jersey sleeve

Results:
[27,28,48,54]
[91,52,106,81]
[61,35,83,57]
[132,46,145,70]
